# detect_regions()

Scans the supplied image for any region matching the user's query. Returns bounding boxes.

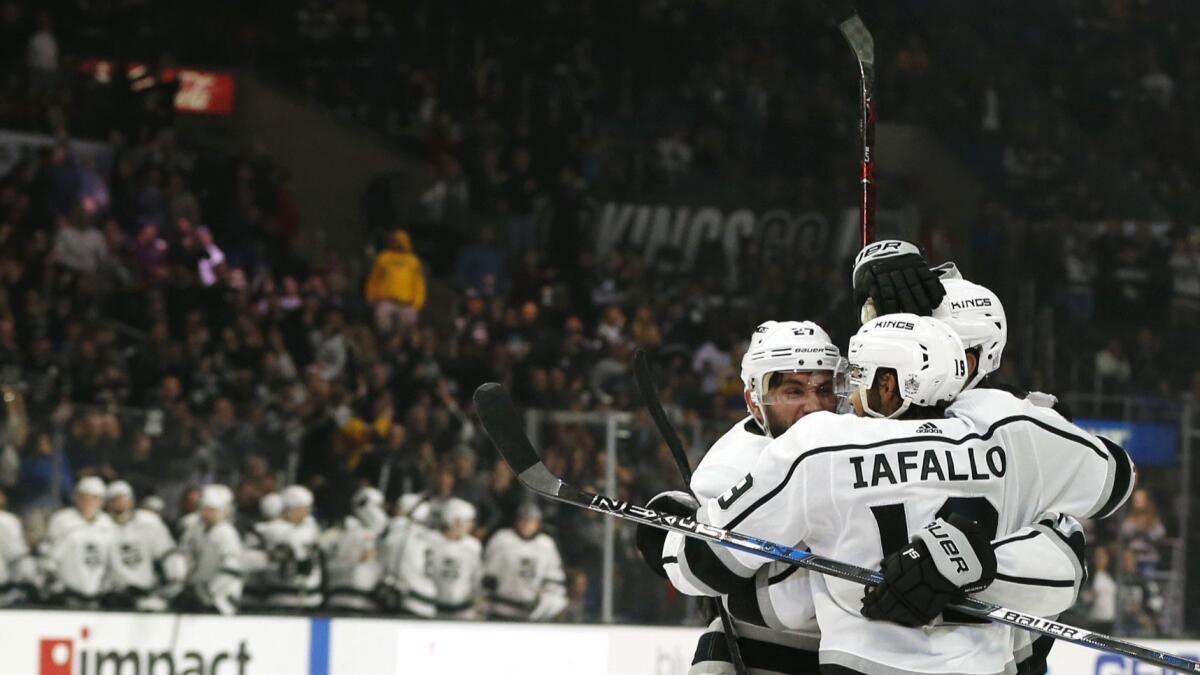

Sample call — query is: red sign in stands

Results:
[79,60,236,115]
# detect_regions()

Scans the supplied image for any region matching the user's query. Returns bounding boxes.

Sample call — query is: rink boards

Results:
[0,609,1192,674]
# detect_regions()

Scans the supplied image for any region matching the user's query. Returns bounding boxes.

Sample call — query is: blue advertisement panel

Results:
[1075,419,1178,466]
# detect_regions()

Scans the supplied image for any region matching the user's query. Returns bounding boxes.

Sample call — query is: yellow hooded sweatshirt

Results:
[365,230,426,310]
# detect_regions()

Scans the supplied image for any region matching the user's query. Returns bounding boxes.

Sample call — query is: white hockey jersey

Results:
[179,519,243,613]
[379,515,438,617]
[0,510,35,605]
[666,414,1092,675]
[245,517,322,609]
[669,417,820,675]
[679,389,1133,675]
[41,508,116,601]
[322,516,384,611]
[429,532,482,619]
[110,510,179,594]
[483,528,567,621]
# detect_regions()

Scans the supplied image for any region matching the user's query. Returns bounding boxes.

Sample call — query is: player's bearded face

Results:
[759,371,837,432]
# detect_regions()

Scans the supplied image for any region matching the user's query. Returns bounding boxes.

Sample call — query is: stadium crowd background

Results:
[0,0,1193,636]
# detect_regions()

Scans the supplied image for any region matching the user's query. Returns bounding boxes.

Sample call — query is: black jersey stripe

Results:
[692,630,820,674]
[1094,436,1135,519]
[726,414,1108,531]
[995,573,1076,588]
[683,536,755,594]
[725,581,767,627]
[768,563,801,586]
[993,530,1040,547]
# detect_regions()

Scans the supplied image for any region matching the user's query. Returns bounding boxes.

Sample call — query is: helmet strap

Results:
[750,374,777,438]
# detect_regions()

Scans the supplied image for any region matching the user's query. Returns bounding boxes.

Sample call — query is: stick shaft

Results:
[475,383,1200,672]
[554,486,1200,674]
[834,12,877,246]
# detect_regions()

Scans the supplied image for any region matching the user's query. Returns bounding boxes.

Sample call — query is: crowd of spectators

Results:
[0,0,1192,632]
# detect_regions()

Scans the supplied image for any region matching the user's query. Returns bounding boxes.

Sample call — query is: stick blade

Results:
[473,383,564,497]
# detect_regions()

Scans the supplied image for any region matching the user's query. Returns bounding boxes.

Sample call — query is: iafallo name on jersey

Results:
[849,446,1006,489]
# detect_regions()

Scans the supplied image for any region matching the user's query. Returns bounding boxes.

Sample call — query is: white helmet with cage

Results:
[848,314,967,419]
[740,321,847,435]
[932,278,1007,391]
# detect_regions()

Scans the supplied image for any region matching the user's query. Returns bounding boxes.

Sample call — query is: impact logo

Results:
[39,626,253,674]
[40,636,73,675]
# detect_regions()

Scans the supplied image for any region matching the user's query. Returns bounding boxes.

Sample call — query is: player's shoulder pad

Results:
[210,521,242,544]
[486,528,517,547]
[949,387,1034,419]
[48,507,79,528]
[0,510,21,530]
[692,416,771,496]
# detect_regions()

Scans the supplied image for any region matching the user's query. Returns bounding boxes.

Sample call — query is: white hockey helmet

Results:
[397,493,432,525]
[200,484,233,513]
[353,486,387,532]
[106,480,134,502]
[76,476,106,498]
[848,314,967,419]
[282,485,314,511]
[141,495,165,515]
[932,278,1007,391]
[740,321,847,433]
[442,497,476,527]
[353,486,384,511]
[260,492,284,520]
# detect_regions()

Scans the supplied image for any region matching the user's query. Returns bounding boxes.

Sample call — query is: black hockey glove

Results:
[860,514,997,627]
[635,490,700,579]
[852,241,946,322]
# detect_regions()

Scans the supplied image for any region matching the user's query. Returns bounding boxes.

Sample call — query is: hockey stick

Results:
[475,383,1200,674]
[632,348,748,675]
[633,349,695,485]
[827,0,876,246]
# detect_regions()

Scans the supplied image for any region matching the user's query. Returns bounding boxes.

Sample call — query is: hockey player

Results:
[663,315,1133,674]
[637,320,845,674]
[378,493,438,617]
[106,481,186,611]
[322,486,388,612]
[429,497,482,619]
[241,491,284,610]
[247,485,323,610]
[40,476,116,607]
[870,269,1085,674]
[178,484,243,615]
[260,492,283,521]
[482,503,567,621]
[0,489,36,606]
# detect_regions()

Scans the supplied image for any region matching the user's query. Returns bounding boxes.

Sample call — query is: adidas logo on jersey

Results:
[916,423,942,434]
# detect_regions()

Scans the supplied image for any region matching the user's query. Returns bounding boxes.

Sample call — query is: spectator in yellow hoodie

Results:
[366,229,427,336]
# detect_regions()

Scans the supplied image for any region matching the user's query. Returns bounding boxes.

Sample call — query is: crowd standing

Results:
[0,0,1189,633]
